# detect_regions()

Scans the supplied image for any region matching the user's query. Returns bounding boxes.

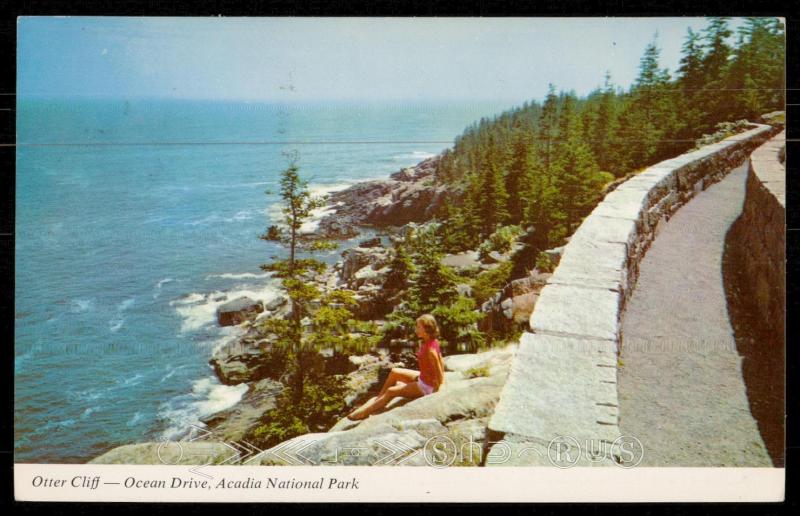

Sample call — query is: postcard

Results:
[13,16,786,502]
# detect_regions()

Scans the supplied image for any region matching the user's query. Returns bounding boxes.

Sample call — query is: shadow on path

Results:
[723,217,785,466]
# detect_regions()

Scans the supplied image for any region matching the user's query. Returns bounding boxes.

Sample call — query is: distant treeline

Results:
[433,17,785,253]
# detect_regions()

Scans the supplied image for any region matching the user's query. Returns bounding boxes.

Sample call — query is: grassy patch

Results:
[462,364,491,379]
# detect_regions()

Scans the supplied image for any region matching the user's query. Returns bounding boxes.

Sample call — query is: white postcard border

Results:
[14,464,785,503]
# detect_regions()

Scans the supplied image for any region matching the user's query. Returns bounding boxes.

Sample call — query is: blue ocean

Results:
[14,98,510,463]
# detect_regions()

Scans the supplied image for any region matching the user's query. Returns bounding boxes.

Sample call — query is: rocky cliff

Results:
[317,156,448,239]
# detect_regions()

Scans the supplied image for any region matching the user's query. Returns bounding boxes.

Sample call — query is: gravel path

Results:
[618,161,772,467]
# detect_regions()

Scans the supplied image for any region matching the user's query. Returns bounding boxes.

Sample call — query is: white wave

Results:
[158,376,249,440]
[69,387,107,403]
[209,325,248,355]
[153,278,174,299]
[15,351,34,373]
[109,318,124,333]
[117,373,144,387]
[39,418,76,432]
[392,150,436,161]
[299,204,338,234]
[230,210,253,222]
[69,298,95,314]
[171,293,205,305]
[108,297,135,332]
[205,272,272,281]
[308,182,351,197]
[159,365,187,383]
[126,411,145,427]
[81,406,100,420]
[170,281,281,333]
[190,377,249,417]
[185,210,255,227]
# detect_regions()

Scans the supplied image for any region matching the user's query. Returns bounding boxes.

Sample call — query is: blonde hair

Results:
[416,314,439,339]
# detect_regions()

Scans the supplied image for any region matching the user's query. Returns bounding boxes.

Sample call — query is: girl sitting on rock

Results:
[347,314,445,421]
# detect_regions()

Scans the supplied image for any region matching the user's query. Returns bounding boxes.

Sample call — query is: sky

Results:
[17,17,749,103]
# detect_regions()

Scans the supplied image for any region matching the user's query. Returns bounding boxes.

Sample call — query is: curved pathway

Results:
[617,160,772,467]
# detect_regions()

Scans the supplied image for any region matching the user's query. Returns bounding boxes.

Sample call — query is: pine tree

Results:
[260,161,361,401]
[384,240,414,291]
[676,27,707,142]
[553,104,605,231]
[539,84,560,178]
[592,72,622,175]
[476,134,510,237]
[506,116,535,223]
[699,17,734,129]
[385,226,483,348]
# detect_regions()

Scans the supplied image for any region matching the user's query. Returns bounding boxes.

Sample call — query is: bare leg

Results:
[348,381,423,420]
[377,368,419,397]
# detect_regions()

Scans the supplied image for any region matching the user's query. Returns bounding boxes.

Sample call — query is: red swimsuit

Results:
[416,339,442,389]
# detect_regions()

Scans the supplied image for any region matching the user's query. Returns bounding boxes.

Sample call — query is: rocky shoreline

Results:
[316,155,450,239]
[92,154,554,464]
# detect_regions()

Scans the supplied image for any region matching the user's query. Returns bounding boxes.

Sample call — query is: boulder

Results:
[216,297,264,327]
[202,379,284,442]
[390,167,421,182]
[511,292,538,324]
[351,285,395,320]
[443,344,516,373]
[264,295,287,312]
[442,250,481,272]
[358,237,383,248]
[210,328,280,385]
[354,266,390,289]
[317,216,360,239]
[483,251,505,264]
[339,247,391,288]
[542,246,565,267]
[90,441,238,465]
[344,351,395,406]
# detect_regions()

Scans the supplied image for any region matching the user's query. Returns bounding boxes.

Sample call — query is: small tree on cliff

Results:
[258,159,363,414]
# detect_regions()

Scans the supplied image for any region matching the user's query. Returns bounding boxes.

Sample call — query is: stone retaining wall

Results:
[729,131,786,333]
[486,123,776,467]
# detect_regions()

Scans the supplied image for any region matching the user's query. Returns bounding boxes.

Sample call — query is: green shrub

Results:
[535,251,556,273]
[431,296,485,348]
[478,225,524,260]
[472,261,513,305]
[462,364,491,379]
[248,370,347,450]
[694,120,751,149]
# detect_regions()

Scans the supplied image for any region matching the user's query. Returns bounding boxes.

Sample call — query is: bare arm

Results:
[428,348,445,392]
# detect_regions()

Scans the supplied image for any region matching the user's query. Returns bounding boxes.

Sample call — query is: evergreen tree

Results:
[592,72,622,175]
[553,104,606,231]
[538,84,560,178]
[384,240,414,291]
[699,17,734,129]
[260,162,362,401]
[506,116,535,223]
[476,134,511,237]
[385,226,483,348]
[676,27,707,143]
